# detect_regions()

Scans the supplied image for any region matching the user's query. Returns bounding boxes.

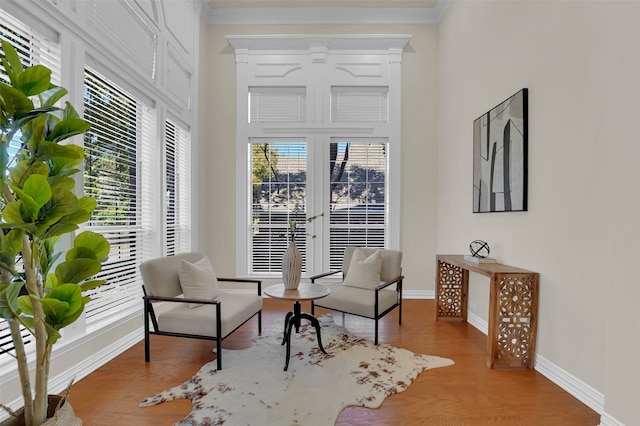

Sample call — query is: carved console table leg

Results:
[488,273,539,368]
[435,260,469,320]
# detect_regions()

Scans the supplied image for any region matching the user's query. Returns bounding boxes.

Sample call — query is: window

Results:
[250,139,309,272]
[231,36,406,277]
[165,119,192,256]
[0,10,61,364]
[83,66,155,327]
[329,138,387,269]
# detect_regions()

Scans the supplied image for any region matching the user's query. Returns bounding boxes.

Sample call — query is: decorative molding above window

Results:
[226,34,412,59]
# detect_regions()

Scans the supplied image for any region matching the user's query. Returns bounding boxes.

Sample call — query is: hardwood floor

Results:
[69,299,599,425]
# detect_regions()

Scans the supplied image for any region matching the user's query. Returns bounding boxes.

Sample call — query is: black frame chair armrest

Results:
[375,275,404,291]
[309,271,341,283]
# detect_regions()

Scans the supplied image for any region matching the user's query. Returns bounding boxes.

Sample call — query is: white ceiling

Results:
[201,0,448,24]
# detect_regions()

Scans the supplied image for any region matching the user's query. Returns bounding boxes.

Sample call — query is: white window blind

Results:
[85,0,157,79]
[330,86,389,123]
[83,66,155,327]
[0,10,61,364]
[250,139,309,273]
[249,86,306,123]
[329,138,387,269]
[165,119,192,256]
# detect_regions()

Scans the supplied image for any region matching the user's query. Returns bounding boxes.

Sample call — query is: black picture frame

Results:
[472,88,528,213]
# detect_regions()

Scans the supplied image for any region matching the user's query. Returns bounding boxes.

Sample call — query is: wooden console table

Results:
[435,254,539,369]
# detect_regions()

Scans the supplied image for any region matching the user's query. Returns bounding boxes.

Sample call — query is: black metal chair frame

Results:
[310,271,403,345]
[143,278,262,370]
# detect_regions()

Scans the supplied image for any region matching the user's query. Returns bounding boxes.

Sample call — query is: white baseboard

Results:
[534,354,605,415]
[403,289,434,299]
[465,311,606,420]
[599,411,625,426]
[467,311,488,335]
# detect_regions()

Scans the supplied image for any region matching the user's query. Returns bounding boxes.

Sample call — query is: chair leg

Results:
[216,339,222,370]
[144,302,150,362]
[374,318,379,345]
[258,310,262,334]
[311,301,315,315]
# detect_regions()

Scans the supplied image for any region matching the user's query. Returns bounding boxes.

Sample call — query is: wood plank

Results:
[69,299,599,425]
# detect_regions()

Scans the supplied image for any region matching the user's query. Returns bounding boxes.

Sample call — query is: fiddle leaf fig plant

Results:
[0,40,110,425]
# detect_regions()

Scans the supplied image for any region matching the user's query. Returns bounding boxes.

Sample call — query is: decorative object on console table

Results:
[473,88,528,213]
[469,240,491,258]
[435,254,539,369]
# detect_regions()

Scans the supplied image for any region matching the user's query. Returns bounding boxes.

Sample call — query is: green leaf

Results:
[2,200,26,224]
[40,86,68,107]
[17,294,33,315]
[1,40,23,82]
[23,174,52,208]
[11,174,52,220]
[0,282,24,319]
[80,279,107,292]
[37,284,85,330]
[36,189,78,231]
[73,231,110,260]
[50,144,84,175]
[16,65,51,97]
[40,222,79,240]
[77,196,97,213]
[47,118,91,143]
[0,83,34,116]
[36,140,84,161]
[10,160,49,188]
[55,258,102,285]
[44,322,62,345]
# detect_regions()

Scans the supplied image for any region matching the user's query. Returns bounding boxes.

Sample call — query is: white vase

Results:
[282,241,302,290]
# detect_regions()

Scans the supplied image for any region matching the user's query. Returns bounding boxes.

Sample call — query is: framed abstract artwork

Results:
[473,88,528,213]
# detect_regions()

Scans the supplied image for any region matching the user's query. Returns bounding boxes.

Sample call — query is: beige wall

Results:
[198,24,439,291]
[437,1,640,424]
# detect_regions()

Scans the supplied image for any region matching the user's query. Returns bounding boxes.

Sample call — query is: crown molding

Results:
[226,34,411,52]
[201,0,449,25]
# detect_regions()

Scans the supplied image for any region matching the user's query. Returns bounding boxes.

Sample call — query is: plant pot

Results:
[0,395,81,426]
[282,241,302,290]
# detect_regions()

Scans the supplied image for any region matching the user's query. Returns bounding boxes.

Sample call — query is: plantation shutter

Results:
[0,10,61,363]
[165,119,192,256]
[330,86,389,123]
[249,87,306,123]
[83,67,155,327]
[329,138,387,270]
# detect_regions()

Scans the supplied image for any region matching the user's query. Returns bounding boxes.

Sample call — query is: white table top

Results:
[264,283,330,301]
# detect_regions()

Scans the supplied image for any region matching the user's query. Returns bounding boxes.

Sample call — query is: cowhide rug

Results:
[140,314,454,425]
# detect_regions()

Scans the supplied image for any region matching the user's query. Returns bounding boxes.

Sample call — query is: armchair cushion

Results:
[178,257,220,308]
[158,291,263,337]
[343,248,382,290]
[313,282,398,318]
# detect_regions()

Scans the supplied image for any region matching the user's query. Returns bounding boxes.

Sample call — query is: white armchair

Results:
[140,252,262,370]
[310,246,403,345]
